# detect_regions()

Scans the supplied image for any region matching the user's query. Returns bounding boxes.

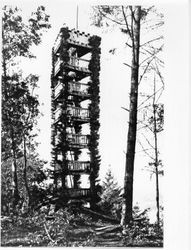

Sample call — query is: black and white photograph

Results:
[1,0,190,248]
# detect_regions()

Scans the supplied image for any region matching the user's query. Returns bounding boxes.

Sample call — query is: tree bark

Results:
[11,131,20,207]
[121,6,141,225]
[23,135,31,206]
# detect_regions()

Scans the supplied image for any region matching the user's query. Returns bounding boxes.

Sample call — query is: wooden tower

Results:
[51,27,101,207]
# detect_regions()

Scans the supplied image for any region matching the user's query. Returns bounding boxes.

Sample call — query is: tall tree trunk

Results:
[23,135,31,206]
[121,6,141,225]
[153,76,160,227]
[3,30,19,208]
[11,132,20,207]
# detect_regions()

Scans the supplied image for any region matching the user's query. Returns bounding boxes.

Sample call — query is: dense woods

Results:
[1,4,164,247]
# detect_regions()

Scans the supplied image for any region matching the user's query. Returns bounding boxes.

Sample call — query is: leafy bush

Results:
[98,168,122,219]
[122,205,163,247]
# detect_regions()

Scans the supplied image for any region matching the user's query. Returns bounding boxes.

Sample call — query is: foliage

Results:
[122,205,163,247]
[2,5,51,61]
[1,208,96,247]
[98,169,122,219]
[1,205,163,247]
[2,4,51,208]
[1,155,48,215]
[2,73,39,152]
[88,35,102,207]
[91,5,164,225]
[148,103,164,133]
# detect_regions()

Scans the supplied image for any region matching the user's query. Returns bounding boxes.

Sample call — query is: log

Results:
[80,207,120,224]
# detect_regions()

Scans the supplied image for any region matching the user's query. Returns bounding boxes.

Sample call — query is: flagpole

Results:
[76,5,79,30]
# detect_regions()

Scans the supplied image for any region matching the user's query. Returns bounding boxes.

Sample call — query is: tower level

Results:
[51,27,101,207]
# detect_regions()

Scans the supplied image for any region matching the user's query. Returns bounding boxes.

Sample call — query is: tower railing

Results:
[68,81,89,96]
[55,81,64,99]
[55,58,62,75]
[54,106,89,123]
[67,106,89,120]
[66,134,89,147]
[69,56,89,70]
[67,161,90,172]
[54,107,62,122]
[64,188,90,198]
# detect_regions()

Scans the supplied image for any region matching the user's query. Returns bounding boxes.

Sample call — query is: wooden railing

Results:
[67,161,90,172]
[54,58,62,75]
[64,188,90,198]
[54,108,62,122]
[68,81,89,96]
[54,106,89,123]
[54,81,63,99]
[66,134,89,147]
[69,56,89,70]
[67,106,89,120]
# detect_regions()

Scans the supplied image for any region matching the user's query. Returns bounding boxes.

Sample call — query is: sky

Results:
[1,0,191,234]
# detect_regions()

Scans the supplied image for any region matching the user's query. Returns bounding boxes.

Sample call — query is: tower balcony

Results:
[54,161,90,174]
[54,56,90,78]
[54,81,90,100]
[68,81,90,98]
[67,161,90,173]
[67,106,89,122]
[63,188,91,199]
[66,134,89,148]
[54,106,89,123]
[68,56,90,73]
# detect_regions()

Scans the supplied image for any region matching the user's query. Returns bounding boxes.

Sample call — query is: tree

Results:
[1,154,48,215]
[138,73,164,227]
[98,168,122,219]
[92,5,164,225]
[2,5,51,207]
[121,6,141,225]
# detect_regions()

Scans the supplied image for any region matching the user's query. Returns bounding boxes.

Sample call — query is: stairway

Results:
[93,225,124,247]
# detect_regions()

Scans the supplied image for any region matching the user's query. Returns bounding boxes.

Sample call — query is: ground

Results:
[1,208,163,247]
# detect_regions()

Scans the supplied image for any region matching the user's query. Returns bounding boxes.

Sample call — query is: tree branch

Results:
[126,42,132,48]
[137,86,164,110]
[154,59,164,86]
[139,58,154,84]
[121,106,130,112]
[97,6,126,26]
[138,139,155,160]
[140,36,163,47]
[123,62,132,68]
[121,6,132,38]
[141,133,155,150]
[43,222,56,244]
